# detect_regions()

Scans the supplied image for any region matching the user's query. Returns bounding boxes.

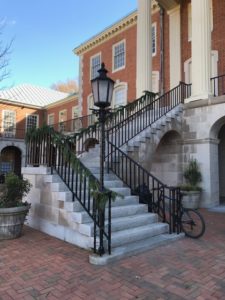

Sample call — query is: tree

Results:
[51,79,78,93]
[0,20,13,86]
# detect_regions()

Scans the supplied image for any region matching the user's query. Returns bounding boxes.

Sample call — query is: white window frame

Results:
[112,82,128,108]
[112,40,126,73]
[152,23,157,56]
[47,113,55,126]
[72,106,79,119]
[2,110,16,137]
[90,52,101,80]
[26,114,39,131]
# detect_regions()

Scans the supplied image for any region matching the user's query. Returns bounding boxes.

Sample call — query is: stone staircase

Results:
[23,103,184,265]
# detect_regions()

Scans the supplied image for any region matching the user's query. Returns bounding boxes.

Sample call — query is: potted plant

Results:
[0,173,32,239]
[180,159,202,209]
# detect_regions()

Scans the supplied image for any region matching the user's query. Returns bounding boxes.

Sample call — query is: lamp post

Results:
[91,63,114,255]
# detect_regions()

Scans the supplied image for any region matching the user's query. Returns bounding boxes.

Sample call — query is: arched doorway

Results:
[151,130,182,187]
[218,124,225,203]
[0,146,22,176]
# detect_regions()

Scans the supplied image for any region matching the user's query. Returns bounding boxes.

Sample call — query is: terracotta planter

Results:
[181,191,201,209]
[0,205,30,240]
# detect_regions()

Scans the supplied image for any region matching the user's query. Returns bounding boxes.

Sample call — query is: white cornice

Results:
[74,1,159,56]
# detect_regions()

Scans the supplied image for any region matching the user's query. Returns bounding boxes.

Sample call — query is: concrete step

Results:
[66,195,139,212]
[89,233,184,265]
[111,223,169,248]
[72,204,148,224]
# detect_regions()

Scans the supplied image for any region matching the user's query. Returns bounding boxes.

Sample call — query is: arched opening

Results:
[218,124,225,203]
[0,146,22,176]
[83,138,99,152]
[151,130,182,186]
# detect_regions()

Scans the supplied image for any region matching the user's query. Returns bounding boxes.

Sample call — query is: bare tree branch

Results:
[51,79,79,93]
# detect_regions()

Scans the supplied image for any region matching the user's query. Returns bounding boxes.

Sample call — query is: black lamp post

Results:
[91,63,114,255]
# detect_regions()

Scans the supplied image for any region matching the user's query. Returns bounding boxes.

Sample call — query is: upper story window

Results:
[47,113,54,127]
[2,110,16,137]
[152,23,157,56]
[113,83,127,108]
[58,109,67,132]
[26,114,38,131]
[72,106,79,119]
[113,40,125,72]
[90,53,101,79]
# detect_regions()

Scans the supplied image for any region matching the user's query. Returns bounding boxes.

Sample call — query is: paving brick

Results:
[0,209,224,299]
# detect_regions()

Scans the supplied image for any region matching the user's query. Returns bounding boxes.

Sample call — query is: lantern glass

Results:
[91,63,114,108]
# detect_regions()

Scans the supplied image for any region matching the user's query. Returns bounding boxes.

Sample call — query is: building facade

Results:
[0,84,78,176]
[73,0,225,208]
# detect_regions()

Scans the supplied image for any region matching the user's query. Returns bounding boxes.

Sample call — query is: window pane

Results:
[26,115,38,130]
[114,88,126,107]
[152,25,156,55]
[114,41,125,70]
[91,55,101,79]
[3,111,16,137]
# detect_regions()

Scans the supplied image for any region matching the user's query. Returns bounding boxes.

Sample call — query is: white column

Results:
[188,0,211,102]
[136,0,152,98]
[168,6,181,89]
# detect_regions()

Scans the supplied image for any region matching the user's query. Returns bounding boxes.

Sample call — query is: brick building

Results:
[0,84,78,175]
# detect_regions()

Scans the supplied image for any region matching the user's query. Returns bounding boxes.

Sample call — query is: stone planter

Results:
[0,205,30,240]
[181,191,201,209]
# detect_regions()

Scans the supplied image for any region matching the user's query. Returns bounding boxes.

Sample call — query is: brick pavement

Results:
[0,209,225,300]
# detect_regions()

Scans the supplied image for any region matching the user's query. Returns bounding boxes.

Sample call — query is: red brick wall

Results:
[46,96,78,124]
[212,0,225,76]
[0,103,44,139]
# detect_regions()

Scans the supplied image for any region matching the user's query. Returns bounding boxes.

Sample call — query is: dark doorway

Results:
[0,146,22,176]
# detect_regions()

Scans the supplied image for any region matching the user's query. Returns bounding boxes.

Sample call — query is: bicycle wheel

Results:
[181,209,205,238]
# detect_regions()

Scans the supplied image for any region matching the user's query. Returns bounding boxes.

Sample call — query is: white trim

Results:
[2,110,16,137]
[90,52,101,80]
[112,39,126,73]
[152,71,159,93]
[112,82,128,108]
[152,22,157,56]
[47,113,55,126]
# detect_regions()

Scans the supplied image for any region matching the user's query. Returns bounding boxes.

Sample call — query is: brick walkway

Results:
[0,209,225,300]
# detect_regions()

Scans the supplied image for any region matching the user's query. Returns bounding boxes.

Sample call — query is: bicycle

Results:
[150,186,205,239]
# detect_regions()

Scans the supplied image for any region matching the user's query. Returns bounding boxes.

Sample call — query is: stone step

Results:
[89,233,184,265]
[79,213,158,237]
[66,195,139,212]
[72,204,148,224]
[110,223,169,248]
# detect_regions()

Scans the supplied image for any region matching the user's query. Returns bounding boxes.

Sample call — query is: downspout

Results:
[159,6,165,95]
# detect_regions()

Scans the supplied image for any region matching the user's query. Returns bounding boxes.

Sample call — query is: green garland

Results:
[25,125,121,209]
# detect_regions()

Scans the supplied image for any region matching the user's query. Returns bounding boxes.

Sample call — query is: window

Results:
[87,94,97,125]
[90,53,101,79]
[72,106,79,119]
[26,114,38,131]
[47,114,54,127]
[113,40,125,72]
[2,110,16,137]
[152,23,157,56]
[113,83,127,108]
[58,110,67,132]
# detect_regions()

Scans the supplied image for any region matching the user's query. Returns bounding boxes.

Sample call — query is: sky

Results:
[1,0,137,90]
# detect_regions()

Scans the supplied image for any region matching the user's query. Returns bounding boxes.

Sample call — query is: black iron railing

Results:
[58,92,157,156]
[0,127,26,139]
[107,82,191,148]
[26,129,112,255]
[107,141,182,234]
[211,74,225,97]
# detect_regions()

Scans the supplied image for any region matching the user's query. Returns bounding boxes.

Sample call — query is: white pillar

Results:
[168,6,181,89]
[136,0,152,98]
[188,0,211,102]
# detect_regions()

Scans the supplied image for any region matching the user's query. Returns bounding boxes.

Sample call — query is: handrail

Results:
[107,82,191,149]
[210,74,225,97]
[25,128,112,256]
[107,141,182,234]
